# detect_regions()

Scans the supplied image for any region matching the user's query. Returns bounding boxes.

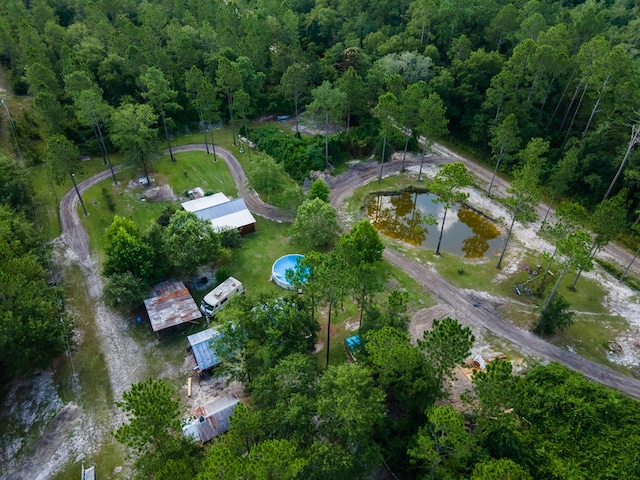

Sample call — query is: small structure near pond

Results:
[144,280,201,333]
[182,396,240,443]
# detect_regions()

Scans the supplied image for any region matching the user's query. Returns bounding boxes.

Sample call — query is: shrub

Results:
[215,265,232,285]
[101,187,116,212]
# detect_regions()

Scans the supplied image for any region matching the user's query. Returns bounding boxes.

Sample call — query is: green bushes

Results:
[251,125,381,181]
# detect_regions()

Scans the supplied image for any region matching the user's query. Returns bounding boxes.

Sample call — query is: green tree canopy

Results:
[308,178,330,203]
[163,210,221,277]
[110,103,158,183]
[290,197,340,249]
[0,204,72,377]
[418,317,474,398]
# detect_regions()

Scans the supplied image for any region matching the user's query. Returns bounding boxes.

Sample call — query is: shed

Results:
[144,280,201,332]
[181,194,256,235]
[182,396,240,443]
[187,327,222,371]
[81,465,95,480]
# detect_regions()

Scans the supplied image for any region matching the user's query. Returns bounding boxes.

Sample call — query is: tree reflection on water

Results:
[367,191,502,258]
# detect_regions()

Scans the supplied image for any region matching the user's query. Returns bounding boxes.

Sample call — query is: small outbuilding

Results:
[144,280,202,333]
[181,193,256,235]
[187,327,222,372]
[182,396,240,443]
[81,465,95,480]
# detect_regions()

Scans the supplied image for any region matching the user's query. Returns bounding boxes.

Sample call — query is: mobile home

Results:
[200,277,244,317]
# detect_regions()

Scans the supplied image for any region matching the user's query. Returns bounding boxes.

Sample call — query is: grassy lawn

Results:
[79,149,239,253]
[31,153,126,241]
[52,440,127,480]
[18,125,639,478]
[218,216,302,297]
[551,313,630,373]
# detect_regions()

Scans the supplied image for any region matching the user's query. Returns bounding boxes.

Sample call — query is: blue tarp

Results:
[345,334,362,352]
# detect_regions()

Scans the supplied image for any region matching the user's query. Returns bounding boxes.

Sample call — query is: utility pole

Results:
[603,114,640,201]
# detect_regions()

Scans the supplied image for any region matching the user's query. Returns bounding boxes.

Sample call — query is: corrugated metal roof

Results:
[144,280,202,332]
[196,197,248,219]
[209,210,256,232]
[183,195,256,232]
[182,396,240,443]
[181,192,230,212]
[187,327,222,370]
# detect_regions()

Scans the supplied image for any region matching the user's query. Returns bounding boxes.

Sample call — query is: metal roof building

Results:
[187,327,222,371]
[182,396,240,443]
[181,192,230,212]
[144,280,202,332]
[181,194,256,235]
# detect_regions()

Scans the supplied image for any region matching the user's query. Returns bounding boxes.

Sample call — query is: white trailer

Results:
[200,277,244,317]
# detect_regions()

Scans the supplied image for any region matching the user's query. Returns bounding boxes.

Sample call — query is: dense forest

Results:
[2,0,640,478]
[1,0,640,209]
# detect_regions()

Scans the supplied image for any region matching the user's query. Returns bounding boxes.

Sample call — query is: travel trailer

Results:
[200,277,244,317]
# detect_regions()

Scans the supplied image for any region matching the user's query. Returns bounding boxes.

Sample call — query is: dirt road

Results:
[384,247,640,397]
[55,145,640,439]
[60,165,146,403]
[325,151,640,398]
[171,144,293,222]
[431,142,640,277]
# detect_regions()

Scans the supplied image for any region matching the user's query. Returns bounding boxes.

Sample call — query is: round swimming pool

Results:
[271,254,307,290]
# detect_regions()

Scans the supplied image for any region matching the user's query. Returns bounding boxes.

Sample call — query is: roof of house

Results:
[182,396,240,443]
[181,192,230,212]
[144,280,202,332]
[197,197,256,231]
[187,327,222,370]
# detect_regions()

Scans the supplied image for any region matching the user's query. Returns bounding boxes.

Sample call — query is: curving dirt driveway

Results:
[172,144,293,222]
[60,145,640,420]
[323,150,640,398]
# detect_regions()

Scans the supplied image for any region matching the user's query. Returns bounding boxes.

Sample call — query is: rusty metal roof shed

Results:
[182,396,239,443]
[144,280,201,332]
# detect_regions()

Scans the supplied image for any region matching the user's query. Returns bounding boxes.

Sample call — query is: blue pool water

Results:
[272,254,307,289]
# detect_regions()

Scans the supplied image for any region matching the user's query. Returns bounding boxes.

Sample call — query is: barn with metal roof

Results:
[181,194,256,235]
[182,396,240,443]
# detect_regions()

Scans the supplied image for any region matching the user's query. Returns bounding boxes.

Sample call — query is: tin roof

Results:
[182,396,240,443]
[181,192,230,212]
[187,327,222,370]
[192,198,256,232]
[144,280,201,332]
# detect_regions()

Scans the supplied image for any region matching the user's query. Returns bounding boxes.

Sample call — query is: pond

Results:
[367,190,504,259]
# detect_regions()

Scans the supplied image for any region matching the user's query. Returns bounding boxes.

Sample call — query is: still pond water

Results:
[367,191,504,259]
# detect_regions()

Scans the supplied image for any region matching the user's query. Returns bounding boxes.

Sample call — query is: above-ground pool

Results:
[271,254,307,290]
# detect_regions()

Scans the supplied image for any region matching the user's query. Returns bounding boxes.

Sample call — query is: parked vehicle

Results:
[200,277,244,317]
